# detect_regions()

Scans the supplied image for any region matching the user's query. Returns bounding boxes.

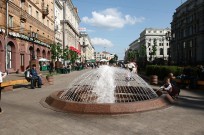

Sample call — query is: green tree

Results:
[50,43,62,61]
[139,45,146,58]
[127,49,135,61]
[61,46,69,61]
[113,54,118,62]
[149,39,157,61]
[69,50,78,63]
[152,39,157,58]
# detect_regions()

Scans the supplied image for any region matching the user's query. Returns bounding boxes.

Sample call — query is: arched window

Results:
[42,50,46,58]
[7,44,12,69]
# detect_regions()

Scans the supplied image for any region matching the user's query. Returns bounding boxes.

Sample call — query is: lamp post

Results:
[82,43,88,63]
[5,0,9,72]
[29,32,39,72]
[165,31,171,65]
[31,32,38,60]
[162,37,165,60]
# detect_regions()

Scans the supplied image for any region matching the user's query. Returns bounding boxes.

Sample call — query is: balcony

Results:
[20,9,27,23]
[21,0,26,2]
[42,1,49,18]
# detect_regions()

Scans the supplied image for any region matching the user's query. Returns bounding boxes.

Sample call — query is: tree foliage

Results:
[50,43,62,61]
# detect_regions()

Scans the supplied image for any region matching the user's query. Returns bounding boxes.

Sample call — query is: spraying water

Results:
[92,65,115,103]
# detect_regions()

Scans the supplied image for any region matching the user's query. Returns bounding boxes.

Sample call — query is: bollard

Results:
[150,75,158,85]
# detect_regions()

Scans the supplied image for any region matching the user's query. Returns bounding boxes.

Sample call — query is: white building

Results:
[94,51,115,62]
[140,28,171,61]
[60,0,80,51]
[54,0,63,45]
[79,32,95,62]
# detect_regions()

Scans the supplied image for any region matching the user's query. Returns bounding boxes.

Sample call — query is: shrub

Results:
[146,65,183,79]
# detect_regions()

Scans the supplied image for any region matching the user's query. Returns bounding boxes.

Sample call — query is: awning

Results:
[69,46,81,54]
[39,58,50,62]
[86,59,96,63]
[100,59,109,62]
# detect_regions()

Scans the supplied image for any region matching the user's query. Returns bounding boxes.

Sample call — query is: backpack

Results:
[24,69,31,82]
[171,84,180,96]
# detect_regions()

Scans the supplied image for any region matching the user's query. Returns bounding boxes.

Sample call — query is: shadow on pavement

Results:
[175,95,204,111]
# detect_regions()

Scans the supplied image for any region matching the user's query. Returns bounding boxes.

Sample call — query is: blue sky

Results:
[72,0,186,60]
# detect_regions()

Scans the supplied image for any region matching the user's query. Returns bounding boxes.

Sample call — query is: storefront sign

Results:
[8,32,50,48]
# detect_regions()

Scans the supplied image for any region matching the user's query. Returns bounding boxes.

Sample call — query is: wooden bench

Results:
[0,77,49,92]
[0,79,29,92]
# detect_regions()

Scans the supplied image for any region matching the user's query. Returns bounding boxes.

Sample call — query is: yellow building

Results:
[0,0,55,72]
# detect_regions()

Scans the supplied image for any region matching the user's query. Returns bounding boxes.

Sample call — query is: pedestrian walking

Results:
[0,69,7,113]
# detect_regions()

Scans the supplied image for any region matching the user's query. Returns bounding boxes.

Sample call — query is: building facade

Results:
[139,28,171,62]
[79,32,95,62]
[171,0,204,65]
[61,0,80,53]
[0,0,55,72]
[124,39,140,62]
[94,51,114,62]
[54,0,63,46]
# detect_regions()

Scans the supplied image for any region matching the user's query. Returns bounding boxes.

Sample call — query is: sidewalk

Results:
[0,69,204,135]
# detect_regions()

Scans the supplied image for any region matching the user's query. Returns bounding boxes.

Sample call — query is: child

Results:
[160,77,172,93]
[160,77,179,99]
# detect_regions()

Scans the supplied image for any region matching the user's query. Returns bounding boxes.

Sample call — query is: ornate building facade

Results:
[61,0,80,54]
[79,32,95,62]
[0,0,55,72]
[171,0,204,65]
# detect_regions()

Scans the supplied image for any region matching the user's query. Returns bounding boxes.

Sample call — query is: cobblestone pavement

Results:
[0,69,204,135]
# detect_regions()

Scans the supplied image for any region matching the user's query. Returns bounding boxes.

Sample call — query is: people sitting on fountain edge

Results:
[30,64,42,89]
[159,77,179,99]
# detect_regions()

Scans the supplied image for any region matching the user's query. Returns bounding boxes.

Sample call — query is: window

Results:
[28,5,32,15]
[47,20,49,27]
[20,1,24,8]
[7,44,12,69]
[8,15,13,28]
[20,22,24,33]
[20,54,24,66]
[160,48,163,55]
[166,43,169,46]
[190,40,192,47]
[36,11,39,20]
[167,48,170,55]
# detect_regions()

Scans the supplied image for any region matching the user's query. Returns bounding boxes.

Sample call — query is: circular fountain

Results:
[44,65,172,114]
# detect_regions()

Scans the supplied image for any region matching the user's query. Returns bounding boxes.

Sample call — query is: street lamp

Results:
[30,32,38,60]
[162,37,165,60]
[5,0,9,72]
[82,43,88,62]
[165,31,171,65]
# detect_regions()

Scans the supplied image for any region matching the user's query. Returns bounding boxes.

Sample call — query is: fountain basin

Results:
[45,90,173,114]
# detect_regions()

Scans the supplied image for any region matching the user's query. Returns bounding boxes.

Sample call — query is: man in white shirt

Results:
[0,70,7,113]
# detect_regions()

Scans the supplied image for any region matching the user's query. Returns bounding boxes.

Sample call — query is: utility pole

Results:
[5,0,9,72]
[63,1,66,53]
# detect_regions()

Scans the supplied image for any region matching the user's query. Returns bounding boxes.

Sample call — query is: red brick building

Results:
[0,0,55,73]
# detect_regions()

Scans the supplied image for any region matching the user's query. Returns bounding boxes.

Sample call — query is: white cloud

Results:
[91,37,113,47]
[82,8,145,30]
